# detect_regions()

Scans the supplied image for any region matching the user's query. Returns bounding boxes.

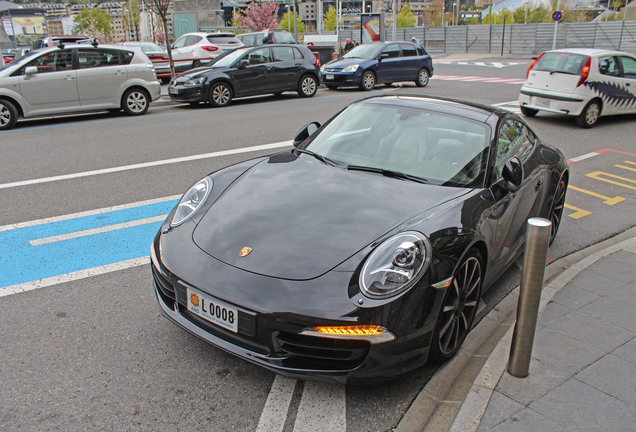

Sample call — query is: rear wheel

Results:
[298,75,318,97]
[549,176,567,245]
[121,88,150,115]
[415,68,430,87]
[576,100,601,128]
[192,60,202,68]
[520,106,538,117]
[430,249,483,363]
[359,71,376,91]
[209,82,232,107]
[0,99,18,130]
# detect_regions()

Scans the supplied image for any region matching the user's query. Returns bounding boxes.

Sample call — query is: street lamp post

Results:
[501,13,508,56]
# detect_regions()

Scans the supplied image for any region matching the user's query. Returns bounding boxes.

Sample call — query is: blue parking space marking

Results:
[0,199,177,289]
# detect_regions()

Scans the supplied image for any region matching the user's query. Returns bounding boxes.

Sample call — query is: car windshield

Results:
[208,48,249,67]
[305,101,489,187]
[0,49,42,72]
[342,44,380,59]
[534,52,588,75]
[272,32,296,43]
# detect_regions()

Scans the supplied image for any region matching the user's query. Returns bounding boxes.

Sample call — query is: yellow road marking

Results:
[567,185,625,205]
[615,164,636,173]
[587,171,636,191]
[565,203,591,219]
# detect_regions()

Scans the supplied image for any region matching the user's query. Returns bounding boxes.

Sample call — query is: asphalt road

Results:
[1,57,635,432]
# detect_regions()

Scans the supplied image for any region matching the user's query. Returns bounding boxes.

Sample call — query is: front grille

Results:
[275,332,369,370]
[152,266,175,309]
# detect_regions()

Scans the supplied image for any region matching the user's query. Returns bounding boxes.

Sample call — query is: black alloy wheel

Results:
[298,75,318,97]
[415,68,430,87]
[576,99,601,128]
[192,60,203,68]
[121,88,150,115]
[430,249,483,362]
[360,71,376,91]
[549,177,567,245]
[209,82,232,107]
[520,106,538,117]
[0,99,19,130]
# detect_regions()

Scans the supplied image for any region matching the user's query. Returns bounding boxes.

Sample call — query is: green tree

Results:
[396,3,416,28]
[280,11,305,33]
[324,5,337,31]
[73,8,112,40]
[122,0,141,40]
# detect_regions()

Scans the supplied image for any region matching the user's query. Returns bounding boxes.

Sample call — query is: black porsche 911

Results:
[151,95,569,384]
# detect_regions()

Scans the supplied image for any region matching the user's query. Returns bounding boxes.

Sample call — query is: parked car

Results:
[0,43,161,130]
[236,29,296,47]
[32,35,90,50]
[118,41,172,83]
[150,95,569,383]
[321,41,434,90]
[167,44,320,107]
[519,48,636,128]
[170,32,243,70]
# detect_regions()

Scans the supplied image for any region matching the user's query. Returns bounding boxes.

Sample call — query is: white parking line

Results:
[0,141,293,190]
[256,376,298,432]
[293,381,346,432]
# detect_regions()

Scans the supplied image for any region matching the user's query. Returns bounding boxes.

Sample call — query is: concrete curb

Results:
[396,225,636,432]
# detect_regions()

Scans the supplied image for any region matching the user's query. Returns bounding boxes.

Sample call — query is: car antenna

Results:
[92,38,99,48]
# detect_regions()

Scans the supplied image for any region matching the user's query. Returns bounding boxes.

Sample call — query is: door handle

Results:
[116,70,125,75]
[65,75,75,81]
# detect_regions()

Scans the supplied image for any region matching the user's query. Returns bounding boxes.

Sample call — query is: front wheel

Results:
[549,176,567,245]
[415,68,430,87]
[576,100,601,128]
[298,75,318,97]
[429,249,483,363]
[209,82,232,107]
[121,88,150,116]
[0,99,19,130]
[359,71,376,91]
[520,106,538,117]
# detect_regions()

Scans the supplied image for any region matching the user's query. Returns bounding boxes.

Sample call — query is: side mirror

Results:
[238,59,248,69]
[379,53,389,61]
[24,66,38,76]
[502,157,523,192]
[293,121,321,147]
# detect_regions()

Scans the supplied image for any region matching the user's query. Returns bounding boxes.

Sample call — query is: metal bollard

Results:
[508,217,552,378]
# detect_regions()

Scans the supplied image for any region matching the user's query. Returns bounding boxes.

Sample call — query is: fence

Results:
[333,21,636,56]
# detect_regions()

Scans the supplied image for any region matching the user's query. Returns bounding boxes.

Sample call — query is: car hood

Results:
[192,153,469,280]
[175,66,231,81]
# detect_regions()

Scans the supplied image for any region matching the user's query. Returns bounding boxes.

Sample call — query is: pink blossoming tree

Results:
[233,1,279,32]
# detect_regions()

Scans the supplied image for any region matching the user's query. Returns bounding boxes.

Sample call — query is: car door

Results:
[75,48,129,108]
[270,46,304,91]
[617,55,636,114]
[398,42,420,79]
[229,47,276,96]
[488,117,545,272]
[376,44,401,83]
[17,49,78,116]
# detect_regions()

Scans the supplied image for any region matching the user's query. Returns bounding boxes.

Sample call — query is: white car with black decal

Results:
[519,48,636,128]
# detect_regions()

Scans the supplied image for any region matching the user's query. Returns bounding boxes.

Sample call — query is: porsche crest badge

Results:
[239,247,253,257]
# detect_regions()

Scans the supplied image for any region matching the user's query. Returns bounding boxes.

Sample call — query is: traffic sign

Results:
[552,11,563,21]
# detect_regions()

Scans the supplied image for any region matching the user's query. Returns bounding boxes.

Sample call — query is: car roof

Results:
[180,32,236,37]
[546,48,630,57]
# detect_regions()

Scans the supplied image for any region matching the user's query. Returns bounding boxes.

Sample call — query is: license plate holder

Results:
[187,287,238,333]
[535,97,550,108]
[326,74,334,80]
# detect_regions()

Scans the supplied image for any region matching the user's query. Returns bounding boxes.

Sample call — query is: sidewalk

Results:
[396,227,636,432]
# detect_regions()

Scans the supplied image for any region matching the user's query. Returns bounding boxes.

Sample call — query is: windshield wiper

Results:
[346,165,428,183]
[296,148,338,166]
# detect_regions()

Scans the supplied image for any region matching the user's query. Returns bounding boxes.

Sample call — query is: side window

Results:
[619,56,636,79]
[382,44,400,59]
[246,47,270,65]
[172,36,188,49]
[119,50,133,65]
[272,47,295,62]
[494,119,535,179]
[400,43,417,57]
[292,47,304,60]
[185,35,202,46]
[78,49,122,69]
[23,50,73,73]
[598,56,620,77]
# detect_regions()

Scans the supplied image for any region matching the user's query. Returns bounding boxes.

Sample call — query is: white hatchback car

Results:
[0,43,161,130]
[519,48,636,128]
[170,32,243,70]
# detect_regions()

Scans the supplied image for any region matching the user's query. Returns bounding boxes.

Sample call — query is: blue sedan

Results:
[321,41,434,90]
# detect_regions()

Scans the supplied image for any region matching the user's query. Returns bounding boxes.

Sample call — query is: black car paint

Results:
[152,96,568,383]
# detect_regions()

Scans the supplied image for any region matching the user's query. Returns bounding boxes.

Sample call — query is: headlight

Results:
[342,64,359,73]
[359,232,431,299]
[320,65,326,73]
[171,177,212,227]
[184,76,206,87]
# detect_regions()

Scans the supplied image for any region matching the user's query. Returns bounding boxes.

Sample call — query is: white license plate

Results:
[326,74,334,80]
[187,287,238,333]
[535,97,550,108]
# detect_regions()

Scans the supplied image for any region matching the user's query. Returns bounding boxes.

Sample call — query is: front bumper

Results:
[519,88,587,116]
[167,85,205,103]
[321,71,362,87]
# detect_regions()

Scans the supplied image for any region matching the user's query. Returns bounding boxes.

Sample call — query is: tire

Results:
[415,68,430,87]
[429,249,483,363]
[359,70,376,91]
[520,106,538,117]
[548,176,567,245]
[121,88,149,116]
[298,75,318,97]
[576,100,601,128]
[192,60,202,68]
[0,99,18,131]
[208,82,232,107]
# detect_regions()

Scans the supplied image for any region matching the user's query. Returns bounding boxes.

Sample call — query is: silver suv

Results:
[0,43,161,130]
